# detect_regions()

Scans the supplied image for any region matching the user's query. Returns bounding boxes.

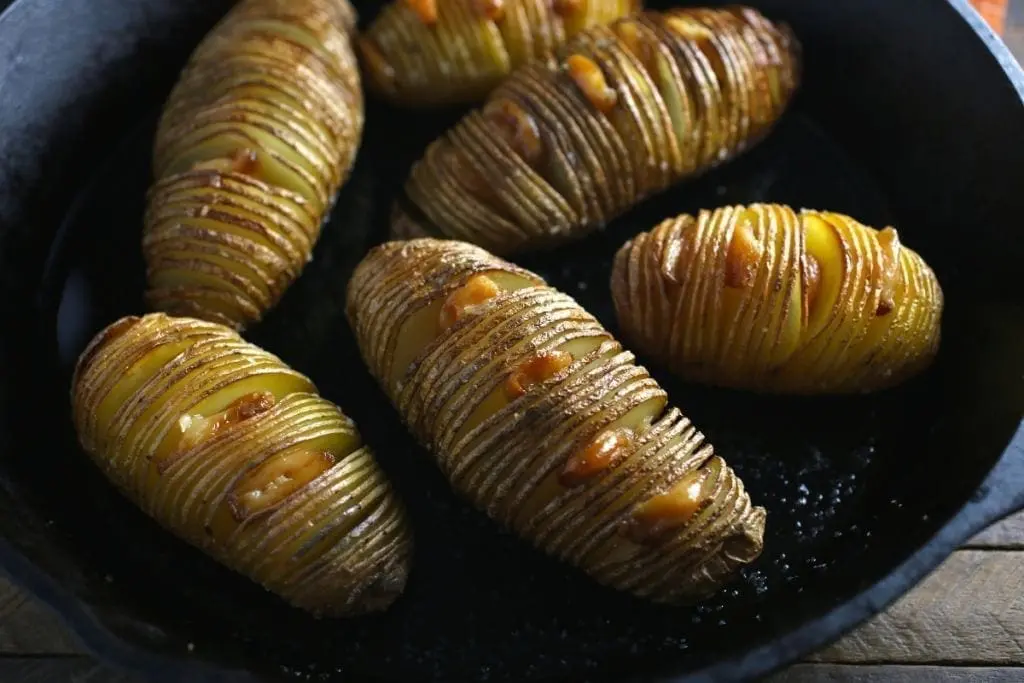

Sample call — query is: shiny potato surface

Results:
[393,6,800,255]
[346,238,764,603]
[71,313,412,617]
[611,204,944,394]
[357,0,638,107]
[145,0,364,330]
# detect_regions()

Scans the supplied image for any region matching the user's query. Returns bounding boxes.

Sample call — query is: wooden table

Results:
[0,2,1021,682]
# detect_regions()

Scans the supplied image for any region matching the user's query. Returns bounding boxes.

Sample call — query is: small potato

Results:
[71,313,412,617]
[346,238,764,604]
[357,0,637,107]
[145,0,365,330]
[611,204,944,394]
[393,6,800,255]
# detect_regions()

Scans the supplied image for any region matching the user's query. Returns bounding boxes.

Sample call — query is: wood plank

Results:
[968,511,1024,548]
[769,664,1024,682]
[0,576,82,655]
[810,551,1024,664]
[0,657,141,682]
[1005,0,1024,57]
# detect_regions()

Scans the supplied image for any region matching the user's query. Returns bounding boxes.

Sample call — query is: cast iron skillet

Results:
[0,0,1022,681]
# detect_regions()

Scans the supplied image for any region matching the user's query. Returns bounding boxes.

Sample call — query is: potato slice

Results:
[358,0,636,107]
[145,0,365,331]
[72,313,413,617]
[395,6,801,255]
[347,238,764,604]
[611,203,944,394]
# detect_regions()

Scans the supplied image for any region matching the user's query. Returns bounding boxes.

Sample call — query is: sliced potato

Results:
[72,313,413,617]
[145,0,365,330]
[395,6,801,255]
[346,238,764,603]
[357,0,637,107]
[611,204,944,394]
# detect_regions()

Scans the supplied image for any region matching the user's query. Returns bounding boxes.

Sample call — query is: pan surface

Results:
[0,0,1023,682]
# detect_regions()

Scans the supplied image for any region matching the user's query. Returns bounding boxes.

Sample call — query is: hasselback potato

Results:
[71,313,412,617]
[346,238,765,603]
[611,204,944,394]
[393,6,800,255]
[145,0,364,330]
[357,0,638,107]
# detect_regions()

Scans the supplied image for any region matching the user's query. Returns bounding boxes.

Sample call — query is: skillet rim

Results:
[0,0,1021,681]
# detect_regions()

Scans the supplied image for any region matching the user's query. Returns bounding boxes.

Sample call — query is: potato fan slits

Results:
[394,7,801,255]
[611,204,945,394]
[358,0,638,107]
[71,313,413,617]
[145,0,365,330]
[346,238,765,603]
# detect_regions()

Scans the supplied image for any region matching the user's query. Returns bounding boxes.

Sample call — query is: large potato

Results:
[71,313,412,617]
[393,6,800,255]
[145,0,364,330]
[346,238,764,603]
[611,204,944,394]
[357,0,638,107]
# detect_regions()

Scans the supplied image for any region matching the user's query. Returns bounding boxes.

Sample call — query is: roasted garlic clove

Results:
[611,204,944,394]
[346,238,764,604]
[146,0,365,330]
[394,6,800,254]
[71,313,412,617]
[357,0,637,107]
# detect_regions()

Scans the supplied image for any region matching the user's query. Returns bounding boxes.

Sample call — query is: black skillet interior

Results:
[1,0,1023,681]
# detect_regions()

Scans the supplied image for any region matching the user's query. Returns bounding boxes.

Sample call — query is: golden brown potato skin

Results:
[145,0,364,330]
[71,313,412,617]
[611,204,944,394]
[357,0,638,107]
[393,6,800,255]
[347,238,765,604]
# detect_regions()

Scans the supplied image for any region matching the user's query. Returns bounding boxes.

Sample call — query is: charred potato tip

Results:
[357,0,639,107]
[71,313,413,617]
[611,204,944,394]
[394,6,801,255]
[346,238,765,604]
[145,0,365,331]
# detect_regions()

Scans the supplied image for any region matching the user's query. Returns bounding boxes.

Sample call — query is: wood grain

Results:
[769,664,1024,682]
[968,512,1024,549]
[1006,0,1024,56]
[808,551,1024,664]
